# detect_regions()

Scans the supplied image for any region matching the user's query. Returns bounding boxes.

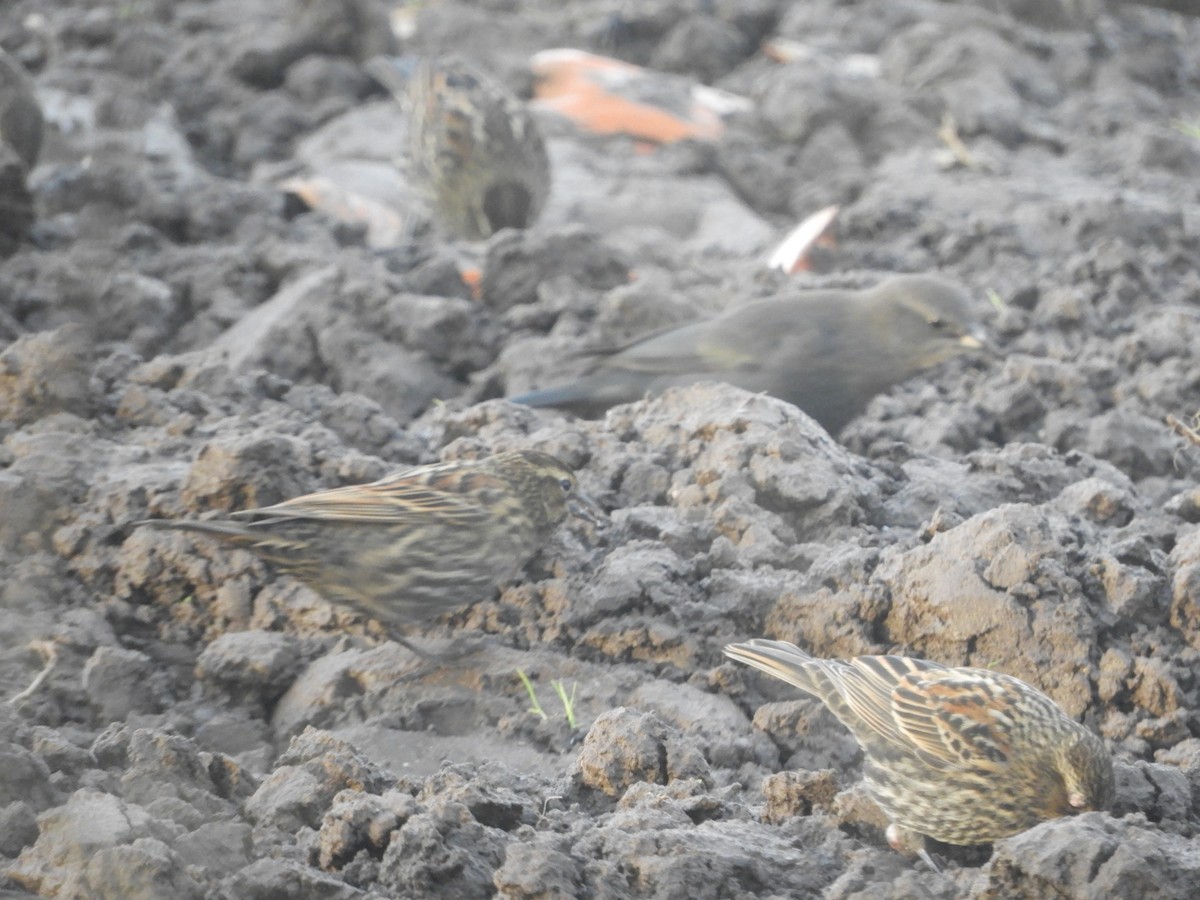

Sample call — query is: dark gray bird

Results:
[724,639,1114,870]
[511,274,987,433]
[139,450,594,649]
[369,54,550,240]
[0,48,43,172]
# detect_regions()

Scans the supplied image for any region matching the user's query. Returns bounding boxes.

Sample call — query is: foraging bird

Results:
[0,49,42,257]
[369,54,550,240]
[512,274,987,433]
[140,450,592,648]
[0,48,43,172]
[724,639,1114,869]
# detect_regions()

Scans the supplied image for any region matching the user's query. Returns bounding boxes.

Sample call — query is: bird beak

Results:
[950,321,988,355]
[958,325,990,352]
[569,491,607,527]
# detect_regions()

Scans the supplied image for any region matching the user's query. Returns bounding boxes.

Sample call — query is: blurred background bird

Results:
[724,639,1114,870]
[512,274,987,434]
[368,54,550,240]
[140,450,592,651]
[0,48,43,257]
[0,47,43,173]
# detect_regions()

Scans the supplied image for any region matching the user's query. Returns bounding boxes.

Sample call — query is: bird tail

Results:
[510,383,582,407]
[723,639,826,696]
[509,375,636,416]
[134,518,257,544]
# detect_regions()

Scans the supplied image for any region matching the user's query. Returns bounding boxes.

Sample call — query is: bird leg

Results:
[886,823,941,873]
[916,847,942,874]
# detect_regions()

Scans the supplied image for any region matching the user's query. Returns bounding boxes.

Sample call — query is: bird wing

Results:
[830,656,931,749]
[887,666,1020,772]
[728,648,1024,774]
[597,299,802,377]
[594,325,747,375]
[234,466,497,527]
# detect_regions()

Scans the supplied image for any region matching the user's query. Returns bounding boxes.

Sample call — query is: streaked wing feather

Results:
[834,657,921,748]
[235,468,497,526]
[890,668,1017,771]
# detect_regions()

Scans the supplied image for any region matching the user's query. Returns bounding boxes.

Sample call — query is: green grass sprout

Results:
[516,668,548,720]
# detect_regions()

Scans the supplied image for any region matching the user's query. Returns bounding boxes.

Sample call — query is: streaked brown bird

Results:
[724,639,1114,869]
[140,450,591,650]
[511,274,986,434]
[369,54,550,240]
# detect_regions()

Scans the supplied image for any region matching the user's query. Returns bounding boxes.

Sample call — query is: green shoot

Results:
[517,669,547,720]
[1171,119,1200,142]
[551,679,578,729]
[516,670,579,728]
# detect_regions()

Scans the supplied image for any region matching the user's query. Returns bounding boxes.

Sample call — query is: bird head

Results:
[873,275,990,370]
[1057,728,1115,814]
[495,450,602,532]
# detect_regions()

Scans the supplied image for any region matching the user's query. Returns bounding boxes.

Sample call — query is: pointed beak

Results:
[958,324,991,353]
[568,491,607,527]
[950,321,988,355]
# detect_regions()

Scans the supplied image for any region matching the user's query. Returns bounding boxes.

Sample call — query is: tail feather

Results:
[509,374,638,416]
[725,640,889,743]
[135,518,250,539]
[509,382,594,409]
[137,517,313,566]
[724,639,822,695]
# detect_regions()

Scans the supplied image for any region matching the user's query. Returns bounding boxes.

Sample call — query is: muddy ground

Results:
[2,0,1200,897]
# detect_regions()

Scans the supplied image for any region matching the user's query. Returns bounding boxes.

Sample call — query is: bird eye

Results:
[559,477,573,493]
[928,316,946,329]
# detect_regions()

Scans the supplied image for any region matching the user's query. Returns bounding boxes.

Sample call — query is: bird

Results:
[139,450,595,651]
[511,274,987,434]
[368,54,550,240]
[0,49,42,257]
[723,639,1114,870]
[0,48,43,172]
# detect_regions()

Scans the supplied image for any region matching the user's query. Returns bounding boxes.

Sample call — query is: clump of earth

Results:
[2,1,1200,897]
